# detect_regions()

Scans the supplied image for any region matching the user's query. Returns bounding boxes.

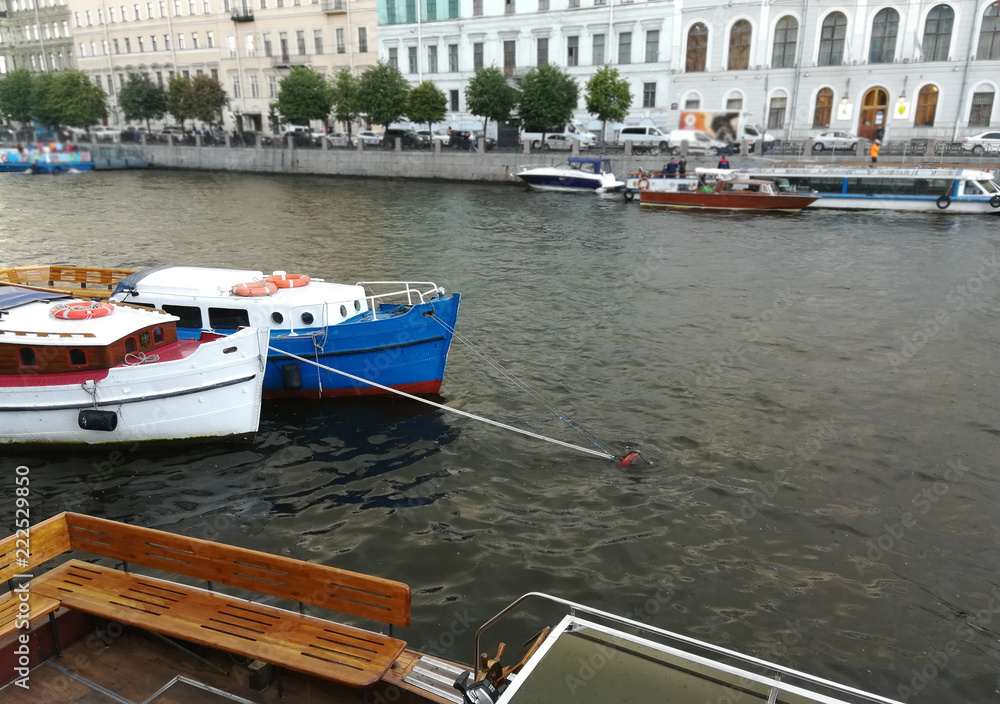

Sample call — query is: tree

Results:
[585,66,632,143]
[518,64,579,143]
[465,66,518,137]
[357,63,410,129]
[330,69,362,137]
[119,73,168,131]
[405,81,446,137]
[190,75,228,124]
[0,69,35,125]
[46,71,107,129]
[167,76,196,128]
[276,67,333,127]
[30,73,60,128]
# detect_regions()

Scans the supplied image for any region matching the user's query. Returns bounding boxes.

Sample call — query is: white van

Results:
[667,130,729,156]
[617,126,669,150]
[521,120,596,149]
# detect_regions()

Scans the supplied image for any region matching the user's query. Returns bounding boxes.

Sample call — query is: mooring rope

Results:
[269,347,616,461]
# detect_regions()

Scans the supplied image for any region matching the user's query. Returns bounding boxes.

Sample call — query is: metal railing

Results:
[354,281,445,320]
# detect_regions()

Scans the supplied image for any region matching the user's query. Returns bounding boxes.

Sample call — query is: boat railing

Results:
[355,281,444,320]
[475,592,904,704]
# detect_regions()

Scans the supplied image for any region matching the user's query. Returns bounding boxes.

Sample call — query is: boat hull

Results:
[0,328,266,444]
[805,195,1000,213]
[640,191,817,211]
[518,173,607,192]
[261,293,461,399]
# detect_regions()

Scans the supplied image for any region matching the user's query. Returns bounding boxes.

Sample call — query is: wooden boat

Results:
[1,512,905,704]
[639,177,819,212]
[0,285,267,444]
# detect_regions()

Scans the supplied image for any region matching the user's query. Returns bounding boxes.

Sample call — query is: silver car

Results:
[961,131,1000,154]
[812,131,858,151]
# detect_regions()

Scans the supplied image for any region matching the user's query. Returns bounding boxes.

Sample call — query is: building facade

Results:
[0,0,76,74]
[377,0,1000,141]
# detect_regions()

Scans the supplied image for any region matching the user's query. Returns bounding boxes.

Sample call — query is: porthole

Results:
[354,299,361,311]
[271,311,284,325]
[340,305,348,318]
[301,312,314,325]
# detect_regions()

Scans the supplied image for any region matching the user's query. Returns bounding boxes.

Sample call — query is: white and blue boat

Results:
[0,147,94,173]
[110,266,460,399]
[516,156,623,193]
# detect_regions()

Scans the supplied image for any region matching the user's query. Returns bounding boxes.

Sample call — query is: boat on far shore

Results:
[0,147,93,173]
[516,156,624,193]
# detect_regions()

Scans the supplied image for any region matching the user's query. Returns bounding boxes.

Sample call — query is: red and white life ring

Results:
[231,281,277,297]
[265,274,311,289]
[638,176,651,191]
[50,301,114,320]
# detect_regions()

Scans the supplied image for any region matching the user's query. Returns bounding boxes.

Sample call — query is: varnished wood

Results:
[0,591,60,639]
[0,512,71,583]
[0,266,136,300]
[32,560,406,688]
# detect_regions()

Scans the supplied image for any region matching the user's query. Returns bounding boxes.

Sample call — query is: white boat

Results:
[0,286,267,444]
[516,156,624,193]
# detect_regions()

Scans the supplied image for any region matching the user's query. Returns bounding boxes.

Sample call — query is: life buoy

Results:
[638,177,651,191]
[231,281,277,297]
[50,301,114,320]
[265,274,311,289]
[936,195,951,210]
[990,194,1000,209]
[0,153,7,163]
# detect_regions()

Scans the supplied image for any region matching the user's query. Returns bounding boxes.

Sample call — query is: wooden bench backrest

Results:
[64,513,410,627]
[0,512,70,584]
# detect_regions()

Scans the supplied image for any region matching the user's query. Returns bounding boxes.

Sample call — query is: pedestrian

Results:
[664,158,678,178]
[467,132,476,152]
[678,157,687,178]
[875,127,885,144]
[869,140,880,165]
[718,154,730,169]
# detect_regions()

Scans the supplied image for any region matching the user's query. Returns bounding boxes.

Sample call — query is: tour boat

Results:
[0,286,267,444]
[516,156,624,193]
[109,266,461,399]
[1,513,907,704]
[639,176,819,212]
[0,147,93,174]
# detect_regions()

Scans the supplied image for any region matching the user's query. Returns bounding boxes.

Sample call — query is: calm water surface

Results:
[2,170,999,703]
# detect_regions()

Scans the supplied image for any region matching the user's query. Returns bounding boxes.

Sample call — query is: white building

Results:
[377,0,1000,142]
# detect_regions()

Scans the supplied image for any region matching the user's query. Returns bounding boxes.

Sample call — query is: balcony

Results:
[322,0,346,12]
[231,6,254,21]
[271,54,310,68]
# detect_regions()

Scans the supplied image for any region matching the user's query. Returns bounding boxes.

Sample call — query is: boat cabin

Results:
[567,156,613,175]
[718,179,777,195]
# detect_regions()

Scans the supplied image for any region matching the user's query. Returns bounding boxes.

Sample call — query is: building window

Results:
[644,29,658,63]
[388,46,398,69]
[504,40,515,74]
[231,75,241,98]
[207,31,214,47]
[97,8,103,23]
[617,31,631,64]
[358,27,368,53]
[191,32,198,49]
[686,23,707,72]
[428,45,438,73]
[85,9,92,24]
[537,37,548,66]
[404,0,414,22]
[150,36,156,51]
[448,43,458,71]
[567,36,578,66]
[592,34,605,65]
[178,33,185,49]
[473,0,482,16]
[425,0,436,21]
[163,34,170,50]
[450,89,459,111]
[137,36,144,52]
[505,0,514,14]
[914,85,938,126]
[408,45,417,73]
[473,42,483,69]
[124,37,131,52]
[448,0,457,18]
[159,0,166,16]
[977,2,1000,60]
[103,39,110,54]
[336,28,344,54]
[869,8,899,63]
[642,82,655,108]
[246,33,255,56]
[268,74,277,98]
[314,29,323,55]
[726,95,743,110]
[969,91,994,127]
[818,12,847,66]
[772,15,798,68]
[539,0,548,8]
[922,5,953,62]
[90,41,97,55]
[297,30,305,55]
[813,87,833,127]
[728,20,751,70]
[768,95,786,128]
[249,73,259,98]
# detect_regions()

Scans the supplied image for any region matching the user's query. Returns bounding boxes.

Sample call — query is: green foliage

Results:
[30,73,60,127]
[585,66,632,141]
[358,63,410,128]
[405,81,447,135]
[119,73,168,130]
[191,75,228,124]
[464,67,518,135]
[330,69,362,136]
[167,76,196,128]
[518,64,579,136]
[45,72,108,128]
[277,67,334,126]
[0,69,35,124]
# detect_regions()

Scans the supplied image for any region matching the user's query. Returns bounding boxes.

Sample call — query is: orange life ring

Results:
[638,176,651,191]
[265,274,311,289]
[0,153,7,163]
[231,281,277,297]
[50,301,114,320]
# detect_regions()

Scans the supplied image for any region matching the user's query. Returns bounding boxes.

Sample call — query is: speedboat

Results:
[639,177,819,212]
[516,156,623,193]
[0,286,267,444]
[109,266,461,399]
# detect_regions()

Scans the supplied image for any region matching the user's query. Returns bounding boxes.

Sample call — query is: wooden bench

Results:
[3,512,411,691]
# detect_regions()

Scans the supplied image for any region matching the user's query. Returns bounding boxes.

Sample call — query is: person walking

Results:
[678,157,687,178]
[869,140,880,165]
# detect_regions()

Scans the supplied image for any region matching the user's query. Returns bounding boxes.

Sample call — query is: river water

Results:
[2,170,999,703]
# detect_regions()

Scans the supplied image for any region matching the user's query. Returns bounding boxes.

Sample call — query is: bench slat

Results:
[32,560,406,688]
[0,513,71,584]
[0,591,60,640]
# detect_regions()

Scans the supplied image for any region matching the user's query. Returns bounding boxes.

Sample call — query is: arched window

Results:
[772,16,798,68]
[813,87,834,127]
[969,89,995,127]
[728,20,751,70]
[914,85,939,126]
[686,23,708,72]
[922,5,954,61]
[726,93,744,110]
[818,12,847,66]
[869,8,900,63]
[977,2,1000,60]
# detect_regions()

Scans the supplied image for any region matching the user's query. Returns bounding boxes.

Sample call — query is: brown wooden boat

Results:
[639,178,819,212]
[0,265,136,300]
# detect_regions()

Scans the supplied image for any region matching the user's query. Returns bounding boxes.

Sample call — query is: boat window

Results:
[68,349,87,366]
[580,163,595,174]
[153,326,164,343]
[18,347,37,368]
[301,312,315,325]
[340,304,348,318]
[977,179,1000,193]
[354,299,362,311]
[963,181,984,195]
[208,307,251,329]
[271,311,284,325]
[162,305,202,329]
[788,177,844,194]
[124,337,138,354]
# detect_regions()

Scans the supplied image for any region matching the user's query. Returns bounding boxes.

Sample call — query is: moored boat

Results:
[0,286,267,444]
[0,147,94,173]
[516,156,623,193]
[639,177,819,212]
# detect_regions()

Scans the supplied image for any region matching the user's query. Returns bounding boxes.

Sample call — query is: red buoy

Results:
[619,451,641,467]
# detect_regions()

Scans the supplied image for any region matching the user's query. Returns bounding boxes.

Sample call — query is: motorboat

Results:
[0,286,267,444]
[639,176,819,212]
[516,156,623,193]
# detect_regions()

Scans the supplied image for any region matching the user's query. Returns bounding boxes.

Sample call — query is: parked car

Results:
[90,126,121,142]
[281,125,321,146]
[473,131,496,151]
[158,126,187,143]
[617,126,670,151]
[961,131,1000,154]
[417,129,451,146]
[811,131,859,152]
[542,133,591,151]
[667,130,728,156]
[357,130,382,146]
[326,131,356,148]
[382,128,428,148]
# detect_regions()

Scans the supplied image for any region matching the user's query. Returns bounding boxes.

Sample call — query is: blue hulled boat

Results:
[0,147,94,173]
[516,156,624,193]
[110,267,460,399]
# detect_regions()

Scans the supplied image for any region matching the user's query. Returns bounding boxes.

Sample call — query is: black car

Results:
[382,128,428,149]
